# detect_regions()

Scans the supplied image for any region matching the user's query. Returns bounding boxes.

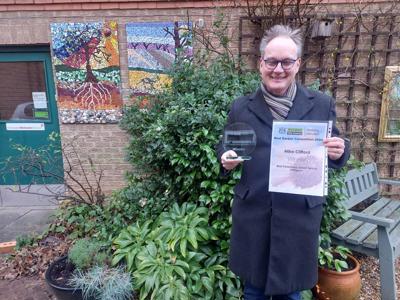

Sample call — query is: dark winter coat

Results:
[216,84,350,296]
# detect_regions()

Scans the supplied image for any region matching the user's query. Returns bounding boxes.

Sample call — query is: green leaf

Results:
[180,238,187,257]
[147,242,157,257]
[187,229,198,249]
[202,277,213,293]
[197,227,209,240]
[55,226,65,233]
[111,253,125,266]
[114,239,135,248]
[173,266,187,279]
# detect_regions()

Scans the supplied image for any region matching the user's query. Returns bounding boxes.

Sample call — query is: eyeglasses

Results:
[263,58,298,70]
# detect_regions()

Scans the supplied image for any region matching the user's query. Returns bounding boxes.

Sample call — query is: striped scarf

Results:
[260,82,297,120]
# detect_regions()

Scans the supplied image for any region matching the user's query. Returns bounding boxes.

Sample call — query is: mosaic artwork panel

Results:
[126,21,192,95]
[50,21,122,123]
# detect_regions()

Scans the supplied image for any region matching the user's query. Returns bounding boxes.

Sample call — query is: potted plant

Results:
[45,238,133,300]
[316,245,361,300]
[314,160,362,300]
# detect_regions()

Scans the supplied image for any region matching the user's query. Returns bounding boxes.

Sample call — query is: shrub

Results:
[69,265,133,300]
[15,234,37,251]
[47,192,140,244]
[68,239,133,300]
[68,239,108,271]
[113,202,241,300]
[2,133,106,207]
[119,55,259,236]
[115,32,258,299]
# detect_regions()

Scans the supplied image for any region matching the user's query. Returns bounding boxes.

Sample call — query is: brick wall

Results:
[0,4,244,91]
[0,2,245,196]
[0,0,239,11]
[0,0,395,196]
[0,0,390,12]
[60,124,130,195]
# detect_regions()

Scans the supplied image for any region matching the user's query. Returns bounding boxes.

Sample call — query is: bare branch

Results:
[3,133,106,207]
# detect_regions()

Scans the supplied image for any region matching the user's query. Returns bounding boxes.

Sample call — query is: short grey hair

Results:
[259,25,303,58]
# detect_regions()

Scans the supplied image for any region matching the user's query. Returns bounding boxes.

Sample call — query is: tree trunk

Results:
[173,21,181,52]
[85,63,98,83]
[84,45,98,83]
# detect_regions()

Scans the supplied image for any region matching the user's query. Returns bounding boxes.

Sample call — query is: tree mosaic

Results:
[126,21,192,96]
[51,21,122,122]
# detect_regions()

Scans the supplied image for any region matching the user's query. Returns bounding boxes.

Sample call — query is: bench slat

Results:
[331,197,391,240]
[345,200,400,245]
[363,207,400,249]
[343,165,379,209]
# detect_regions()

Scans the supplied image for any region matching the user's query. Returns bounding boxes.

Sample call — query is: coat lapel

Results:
[286,84,315,120]
[247,88,274,128]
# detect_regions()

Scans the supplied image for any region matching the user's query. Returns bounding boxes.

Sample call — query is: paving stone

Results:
[0,208,57,243]
[0,185,63,207]
[0,208,30,230]
[0,277,55,300]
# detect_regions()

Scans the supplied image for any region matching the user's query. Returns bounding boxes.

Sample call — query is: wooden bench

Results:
[331,162,400,300]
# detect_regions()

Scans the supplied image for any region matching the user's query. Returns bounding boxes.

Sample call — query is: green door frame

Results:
[0,45,64,185]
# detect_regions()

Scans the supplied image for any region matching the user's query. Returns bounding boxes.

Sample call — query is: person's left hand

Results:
[323,137,345,161]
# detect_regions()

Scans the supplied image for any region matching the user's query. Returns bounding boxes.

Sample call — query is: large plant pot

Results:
[315,254,361,300]
[45,256,84,300]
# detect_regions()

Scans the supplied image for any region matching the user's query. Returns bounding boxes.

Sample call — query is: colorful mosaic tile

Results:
[126,21,192,96]
[50,21,122,123]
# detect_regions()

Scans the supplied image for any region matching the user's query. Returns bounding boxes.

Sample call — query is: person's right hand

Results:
[221,150,244,170]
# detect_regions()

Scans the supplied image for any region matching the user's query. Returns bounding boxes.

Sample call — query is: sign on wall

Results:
[50,21,122,123]
[126,21,192,96]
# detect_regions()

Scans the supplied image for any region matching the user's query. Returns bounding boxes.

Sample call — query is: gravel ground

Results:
[356,253,400,300]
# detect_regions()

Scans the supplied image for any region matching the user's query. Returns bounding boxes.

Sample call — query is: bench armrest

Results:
[379,178,400,186]
[350,211,394,228]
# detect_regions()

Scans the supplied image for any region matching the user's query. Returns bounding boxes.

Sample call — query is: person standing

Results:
[217,25,350,300]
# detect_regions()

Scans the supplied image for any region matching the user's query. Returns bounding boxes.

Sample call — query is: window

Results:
[0,61,49,121]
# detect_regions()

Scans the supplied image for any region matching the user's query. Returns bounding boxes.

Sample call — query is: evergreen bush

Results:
[118,55,259,236]
[115,49,258,298]
[113,202,241,300]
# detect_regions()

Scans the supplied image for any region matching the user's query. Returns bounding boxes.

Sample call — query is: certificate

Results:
[269,120,332,196]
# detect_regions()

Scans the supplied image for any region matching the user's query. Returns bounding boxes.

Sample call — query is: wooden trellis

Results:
[239,13,400,195]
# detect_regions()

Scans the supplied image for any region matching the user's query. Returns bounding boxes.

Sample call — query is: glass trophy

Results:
[223,122,256,160]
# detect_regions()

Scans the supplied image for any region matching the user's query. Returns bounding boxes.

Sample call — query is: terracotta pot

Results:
[316,255,361,300]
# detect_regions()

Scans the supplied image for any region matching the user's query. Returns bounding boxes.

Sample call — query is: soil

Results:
[47,256,76,288]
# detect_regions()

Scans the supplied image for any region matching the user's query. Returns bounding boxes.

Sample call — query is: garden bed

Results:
[1,250,399,299]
